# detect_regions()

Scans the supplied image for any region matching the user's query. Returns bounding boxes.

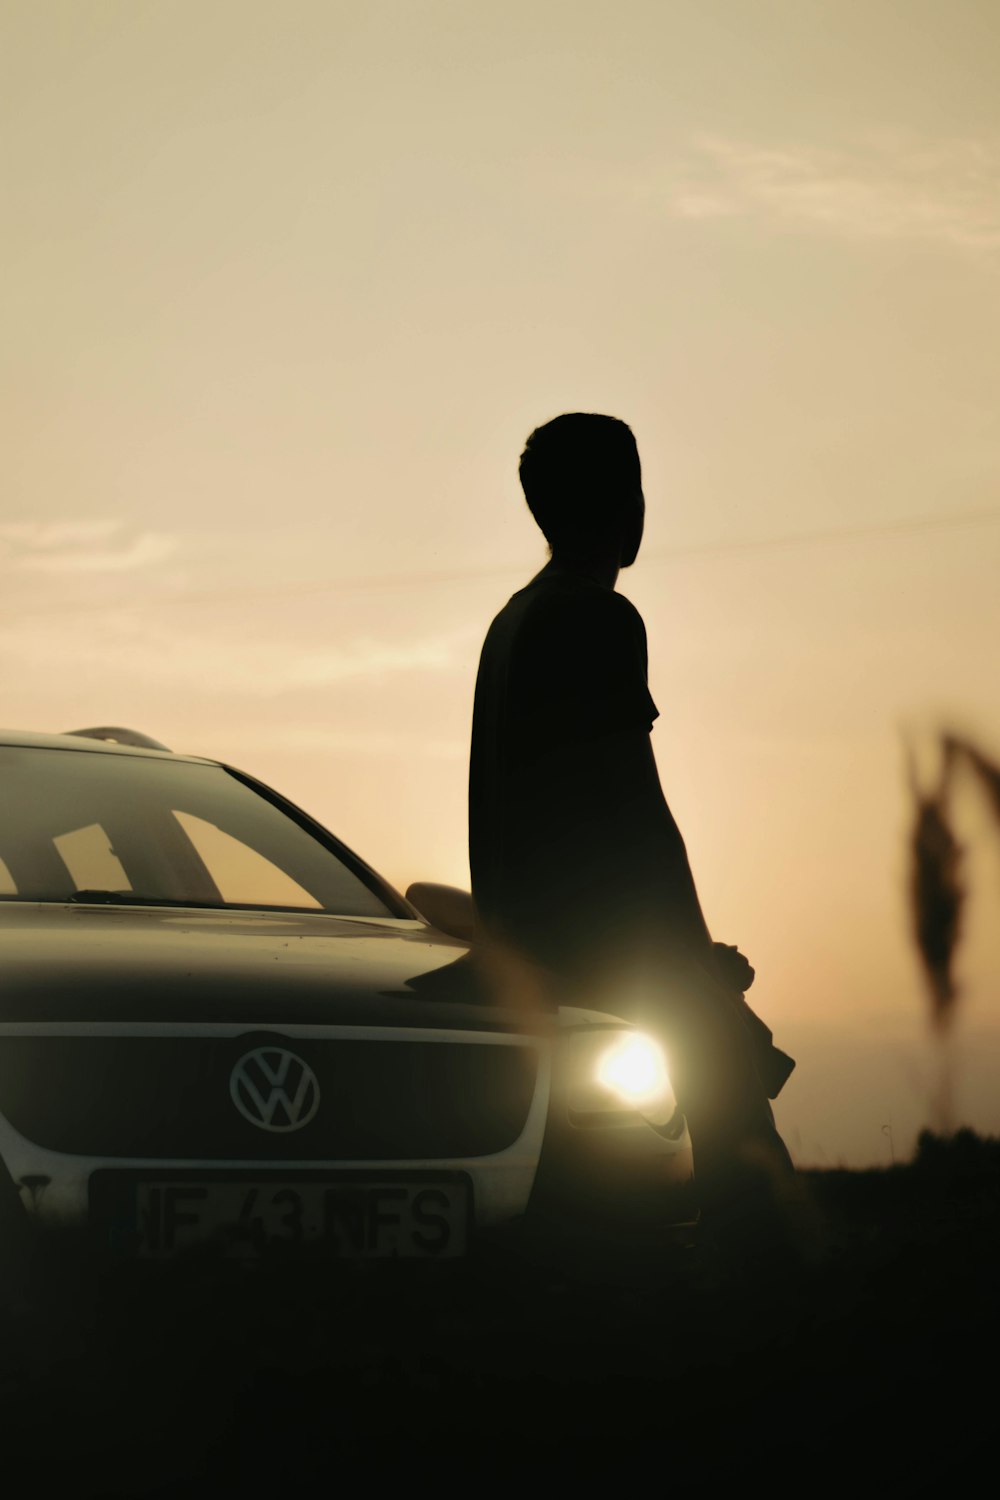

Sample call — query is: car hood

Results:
[0,903,564,1033]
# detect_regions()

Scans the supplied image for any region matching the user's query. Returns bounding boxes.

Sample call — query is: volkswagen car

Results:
[0,727,690,1261]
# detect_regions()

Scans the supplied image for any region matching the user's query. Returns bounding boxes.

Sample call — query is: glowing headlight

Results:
[560,1026,679,1129]
[595,1033,671,1108]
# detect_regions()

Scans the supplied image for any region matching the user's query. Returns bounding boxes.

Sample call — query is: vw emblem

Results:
[230,1047,320,1133]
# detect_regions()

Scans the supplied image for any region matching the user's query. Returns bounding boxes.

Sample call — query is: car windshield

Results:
[0,745,400,918]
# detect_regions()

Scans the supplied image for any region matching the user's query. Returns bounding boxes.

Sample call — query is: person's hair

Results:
[518,413,641,554]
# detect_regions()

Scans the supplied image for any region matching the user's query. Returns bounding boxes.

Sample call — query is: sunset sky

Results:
[3,1,1000,1164]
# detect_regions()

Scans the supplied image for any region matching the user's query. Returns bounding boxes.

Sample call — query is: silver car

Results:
[0,727,689,1260]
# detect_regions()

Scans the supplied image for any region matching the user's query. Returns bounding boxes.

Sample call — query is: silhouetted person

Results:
[469,412,795,1259]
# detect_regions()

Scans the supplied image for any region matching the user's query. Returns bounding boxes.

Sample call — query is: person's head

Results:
[518,413,644,568]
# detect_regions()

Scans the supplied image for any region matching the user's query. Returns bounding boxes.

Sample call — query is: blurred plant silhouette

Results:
[908,732,1000,1132]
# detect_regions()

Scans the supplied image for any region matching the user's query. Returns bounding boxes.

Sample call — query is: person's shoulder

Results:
[521,572,639,621]
[511,575,611,647]
[480,583,539,649]
[549,579,647,644]
[606,588,648,643]
[530,576,647,645]
[482,574,646,660]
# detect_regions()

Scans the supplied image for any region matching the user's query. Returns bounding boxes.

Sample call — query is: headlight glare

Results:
[595,1033,671,1108]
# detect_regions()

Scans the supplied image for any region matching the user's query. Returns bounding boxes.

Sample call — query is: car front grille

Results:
[0,1034,538,1160]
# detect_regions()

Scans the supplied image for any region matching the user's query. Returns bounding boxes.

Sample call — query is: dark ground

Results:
[3,1131,998,1495]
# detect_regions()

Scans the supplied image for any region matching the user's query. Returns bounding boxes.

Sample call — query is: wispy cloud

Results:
[0,521,120,548]
[283,635,459,689]
[0,611,471,697]
[236,726,466,760]
[667,134,1000,254]
[0,520,177,574]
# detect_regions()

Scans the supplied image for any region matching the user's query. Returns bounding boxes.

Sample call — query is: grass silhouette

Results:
[908,731,1000,1132]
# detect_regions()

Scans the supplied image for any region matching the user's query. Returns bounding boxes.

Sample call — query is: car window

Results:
[53,823,133,894]
[0,745,399,917]
[173,811,321,909]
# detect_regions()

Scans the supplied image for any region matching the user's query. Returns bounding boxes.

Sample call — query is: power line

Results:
[7,504,1000,617]
[644,504,1000,560]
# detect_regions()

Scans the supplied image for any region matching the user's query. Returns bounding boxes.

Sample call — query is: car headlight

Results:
[596,1033,671,1109]
[562,1028,677,1128]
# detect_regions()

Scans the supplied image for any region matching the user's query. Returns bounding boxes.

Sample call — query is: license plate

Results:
[119,1177,469,1258]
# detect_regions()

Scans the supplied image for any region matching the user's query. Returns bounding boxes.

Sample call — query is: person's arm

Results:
[546,721,716,961]
[514,588,748,978]
[582,731,758,992]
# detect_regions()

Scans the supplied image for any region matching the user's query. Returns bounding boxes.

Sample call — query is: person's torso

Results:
[469,569,657,970]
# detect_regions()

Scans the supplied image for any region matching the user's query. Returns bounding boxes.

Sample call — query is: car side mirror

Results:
[405,883,477,942]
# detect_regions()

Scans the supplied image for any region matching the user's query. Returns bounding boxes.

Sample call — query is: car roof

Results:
[0,728,212,765]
